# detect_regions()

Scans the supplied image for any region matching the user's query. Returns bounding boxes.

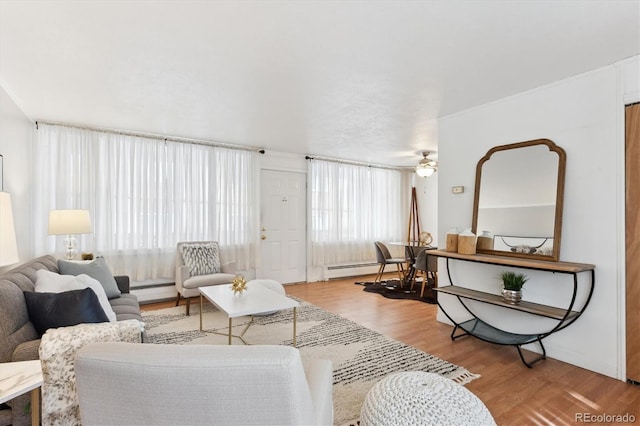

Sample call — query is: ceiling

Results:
[1,1,638,166]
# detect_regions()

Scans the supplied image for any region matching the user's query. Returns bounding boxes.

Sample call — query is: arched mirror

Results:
[472,139,566,261]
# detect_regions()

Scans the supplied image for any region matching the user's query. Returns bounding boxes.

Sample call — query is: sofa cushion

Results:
[24,288,109,336]
[183,273,236,289]
[108,293,143,322]
[179,242,221,276]
[58,257,121,299]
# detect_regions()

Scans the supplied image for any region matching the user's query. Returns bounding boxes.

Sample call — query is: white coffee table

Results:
[0,360,43,426]
[199,283,300,345]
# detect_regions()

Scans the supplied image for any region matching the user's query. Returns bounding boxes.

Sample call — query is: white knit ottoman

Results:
[360,371,495,426]
[247,279,286,315]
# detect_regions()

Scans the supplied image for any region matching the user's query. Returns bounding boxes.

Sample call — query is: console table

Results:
[429,250,595,367]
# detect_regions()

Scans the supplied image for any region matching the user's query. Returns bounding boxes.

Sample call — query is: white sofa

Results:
[75,342,334,426]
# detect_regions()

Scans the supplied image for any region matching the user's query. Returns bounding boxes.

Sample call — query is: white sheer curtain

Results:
[309,159,411,266]
[33,124,258,281]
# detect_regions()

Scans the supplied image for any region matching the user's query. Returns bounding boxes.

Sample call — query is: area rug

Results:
[355,279,437,304]
[142,299,479,425]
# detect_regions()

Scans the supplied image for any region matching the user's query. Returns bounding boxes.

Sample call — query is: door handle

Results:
[261,235,267,240]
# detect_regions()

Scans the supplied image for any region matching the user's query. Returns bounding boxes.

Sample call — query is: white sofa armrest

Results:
[304,358,334,426]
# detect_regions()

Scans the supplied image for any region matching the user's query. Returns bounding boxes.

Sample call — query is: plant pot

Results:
[501,288,522,304]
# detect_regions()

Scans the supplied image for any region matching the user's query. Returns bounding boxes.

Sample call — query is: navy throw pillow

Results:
[24,288,109,336]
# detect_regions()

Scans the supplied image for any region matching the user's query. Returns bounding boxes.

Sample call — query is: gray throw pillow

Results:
[180,242,221,276]
[58,257,121,299]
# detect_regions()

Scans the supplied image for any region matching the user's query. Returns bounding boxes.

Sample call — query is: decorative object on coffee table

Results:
[499,271,527,304]
[231,274,247,295]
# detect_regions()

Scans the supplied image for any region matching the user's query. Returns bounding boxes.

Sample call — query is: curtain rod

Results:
[304,154,412,172]
[35,121,265,153]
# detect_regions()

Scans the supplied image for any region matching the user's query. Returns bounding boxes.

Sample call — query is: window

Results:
[34,124,258,280]
[309,159,409,266]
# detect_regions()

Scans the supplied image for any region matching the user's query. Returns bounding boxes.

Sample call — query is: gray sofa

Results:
[0,254,142,426]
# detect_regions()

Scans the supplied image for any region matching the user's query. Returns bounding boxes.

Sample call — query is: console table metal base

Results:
[451,318,547,368]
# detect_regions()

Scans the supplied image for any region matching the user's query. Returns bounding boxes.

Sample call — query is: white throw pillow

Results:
[179,242,221,276]
[35,269,117,322]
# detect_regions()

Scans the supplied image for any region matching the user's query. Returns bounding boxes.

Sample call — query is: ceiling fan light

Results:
[415,152,437,177]
[416,165,435,177]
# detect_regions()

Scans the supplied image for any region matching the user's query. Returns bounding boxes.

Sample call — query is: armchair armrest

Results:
[114,275,130,294]
[176,265,190,290]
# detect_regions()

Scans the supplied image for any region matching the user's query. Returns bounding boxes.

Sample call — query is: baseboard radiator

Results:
[323,262,380,280]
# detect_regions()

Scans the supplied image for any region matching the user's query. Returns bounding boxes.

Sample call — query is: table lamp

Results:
[48,209,92,260]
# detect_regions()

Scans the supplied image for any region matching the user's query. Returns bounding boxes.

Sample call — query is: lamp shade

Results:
[0,192,19,266]
[48,209,92,235]
[415,165,436,177]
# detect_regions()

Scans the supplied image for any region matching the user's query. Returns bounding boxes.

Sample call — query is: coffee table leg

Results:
[200,294,203,331]
[293,307,297,347]
[228,317,233,345]
[31,387,39,426]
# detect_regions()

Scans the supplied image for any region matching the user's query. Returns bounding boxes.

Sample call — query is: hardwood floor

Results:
[144,274,640,425]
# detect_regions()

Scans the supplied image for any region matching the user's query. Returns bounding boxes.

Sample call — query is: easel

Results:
[407,186,420,242]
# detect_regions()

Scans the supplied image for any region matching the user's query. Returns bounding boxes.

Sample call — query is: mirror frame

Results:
[472,138,566,261]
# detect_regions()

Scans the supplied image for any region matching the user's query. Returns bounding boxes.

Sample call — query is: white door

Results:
[258,170,307,283]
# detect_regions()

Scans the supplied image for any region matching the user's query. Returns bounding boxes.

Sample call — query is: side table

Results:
[0,360,42,426]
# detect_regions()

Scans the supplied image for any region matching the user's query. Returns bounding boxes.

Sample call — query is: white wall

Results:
[0,86,33,272]
[437,57,639,380]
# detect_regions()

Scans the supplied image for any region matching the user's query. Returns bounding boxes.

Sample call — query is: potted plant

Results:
[499,271,528,304]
